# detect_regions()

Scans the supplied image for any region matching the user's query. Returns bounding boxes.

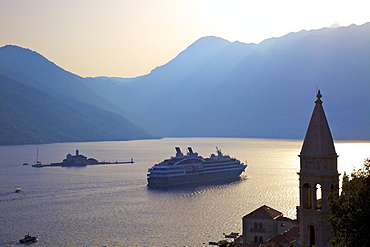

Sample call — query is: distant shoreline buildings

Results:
[235,91,339,247]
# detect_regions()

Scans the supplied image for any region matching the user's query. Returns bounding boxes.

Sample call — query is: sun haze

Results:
[0,0,368,78]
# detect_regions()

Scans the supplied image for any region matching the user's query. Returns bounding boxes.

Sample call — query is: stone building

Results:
[297,90,340,246]
[238,91,339,247]
[63,149,88,165]
[240,205,297,246]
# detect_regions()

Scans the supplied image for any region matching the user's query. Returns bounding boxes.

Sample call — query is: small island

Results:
[39,150,134,167]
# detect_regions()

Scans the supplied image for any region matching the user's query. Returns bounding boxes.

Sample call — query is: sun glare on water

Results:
[335,142,370,176]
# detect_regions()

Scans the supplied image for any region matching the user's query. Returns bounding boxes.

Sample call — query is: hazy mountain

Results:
[0,46,153,145]
[1,23,369,144]
[84,23,370,140]
[0,74,152,145]
[0,45,127,117]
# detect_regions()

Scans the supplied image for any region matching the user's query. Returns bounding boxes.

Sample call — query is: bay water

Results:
[0,138,369,246]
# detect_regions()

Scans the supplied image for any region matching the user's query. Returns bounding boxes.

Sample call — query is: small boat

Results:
[224,232,239,238]
[31,147,44,167]
[23,163,29,166]
[15,188,22,193]
[209,242,219,245]
[32,161,44,167]
[19,233,38,243]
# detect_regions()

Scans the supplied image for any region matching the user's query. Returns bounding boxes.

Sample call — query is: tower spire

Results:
[300,90,336,158]
[298,90,339,247]
[315,89,322,103]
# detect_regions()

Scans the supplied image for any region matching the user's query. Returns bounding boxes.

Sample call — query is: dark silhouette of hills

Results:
[83,23,370,140]
[0,46,153,145]
[0,45,131,116]
[0,74,151,145]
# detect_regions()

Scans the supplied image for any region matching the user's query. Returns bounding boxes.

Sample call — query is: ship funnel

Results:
[188,147,194,153]
[175,147,183,157]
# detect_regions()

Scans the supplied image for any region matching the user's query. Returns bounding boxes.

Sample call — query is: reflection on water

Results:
[0,138,368,246]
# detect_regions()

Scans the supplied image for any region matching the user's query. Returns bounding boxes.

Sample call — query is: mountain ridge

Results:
[83,22,370,140]
[0,73,153,145]
[0,45,129,117]
[0,50,153,145]
[1,22,369,145]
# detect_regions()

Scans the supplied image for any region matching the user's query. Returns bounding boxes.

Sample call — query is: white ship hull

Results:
[147,147,247,188]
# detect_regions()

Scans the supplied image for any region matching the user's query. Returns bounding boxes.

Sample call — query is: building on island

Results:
[45,150,132,167]
[237,91,338,247]
[57,149,99,166]
[62,150,100,166]
[63,150,88,166]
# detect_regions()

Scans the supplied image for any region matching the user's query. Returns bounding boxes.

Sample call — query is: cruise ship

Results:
[147,147,247,188]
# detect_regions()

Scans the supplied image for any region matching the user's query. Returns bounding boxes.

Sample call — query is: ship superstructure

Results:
[147,147,247,188]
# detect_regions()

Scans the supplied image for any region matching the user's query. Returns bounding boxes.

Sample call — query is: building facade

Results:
[241,205,297,246]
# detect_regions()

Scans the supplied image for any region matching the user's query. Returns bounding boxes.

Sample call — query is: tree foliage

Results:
[218,240,235,247]
[328,158,370,246]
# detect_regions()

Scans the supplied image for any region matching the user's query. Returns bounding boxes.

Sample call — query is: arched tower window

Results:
[309,225,316,245]
[259,222,263,228]
[303,183,312,209]
[315,183,322,209]
[259,236,263,243]
[254,222,258,228]
[254,236,258,242]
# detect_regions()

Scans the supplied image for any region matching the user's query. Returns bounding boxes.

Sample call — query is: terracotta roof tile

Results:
[268,234,294,244]
[243,205,283,219]
[260,241,284,247]
[282,226,300,238]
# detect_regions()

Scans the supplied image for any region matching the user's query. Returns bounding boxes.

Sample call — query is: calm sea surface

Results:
[0,138,369,246]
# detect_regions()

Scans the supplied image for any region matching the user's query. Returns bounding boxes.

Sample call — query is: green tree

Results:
[328,158,370,246]
[218,240,235,247]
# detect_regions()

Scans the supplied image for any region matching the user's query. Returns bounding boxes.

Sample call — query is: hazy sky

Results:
[0,0,368,78]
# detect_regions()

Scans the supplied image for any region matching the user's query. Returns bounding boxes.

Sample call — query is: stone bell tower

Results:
[298,90,340,247]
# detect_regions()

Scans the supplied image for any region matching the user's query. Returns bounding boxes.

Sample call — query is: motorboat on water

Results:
[19,233,38,243]
[147,147,247,188]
